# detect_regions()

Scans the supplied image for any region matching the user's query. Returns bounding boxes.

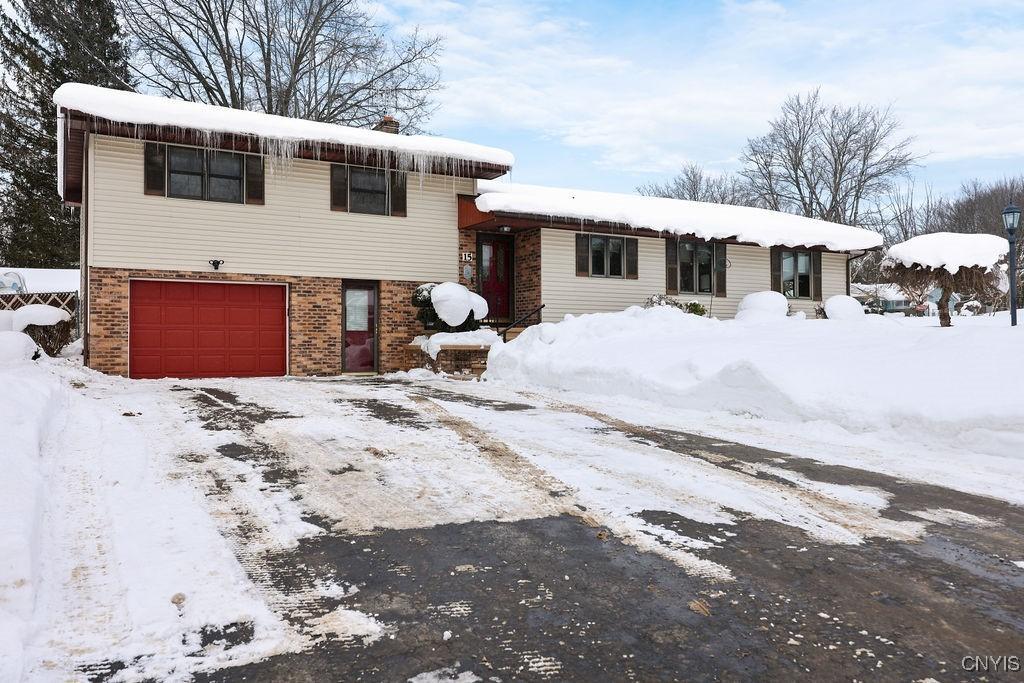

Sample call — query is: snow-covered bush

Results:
[735,291,789,323]
[4,305,75,356]
[0,331,39,364]
[823,295,865,320]
[642,294,707,316]
[412,282,489,333]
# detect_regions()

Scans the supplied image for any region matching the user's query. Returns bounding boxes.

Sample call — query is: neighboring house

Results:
[57,83,881,380]
[851,283,961,315]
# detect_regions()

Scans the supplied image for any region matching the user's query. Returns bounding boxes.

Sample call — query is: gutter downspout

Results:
[845,249,870,295]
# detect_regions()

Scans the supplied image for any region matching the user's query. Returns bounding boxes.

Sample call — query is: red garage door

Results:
[129,280,286,379]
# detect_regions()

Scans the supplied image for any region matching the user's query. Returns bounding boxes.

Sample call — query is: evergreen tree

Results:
[0,0,132,268]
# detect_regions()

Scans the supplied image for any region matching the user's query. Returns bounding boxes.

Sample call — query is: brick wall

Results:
[87,267,423,377]
[378,279,425,373]
[514,228,542,320]
[458,229,477,290]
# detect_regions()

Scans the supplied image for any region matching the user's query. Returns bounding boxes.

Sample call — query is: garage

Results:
[129,280,287,379]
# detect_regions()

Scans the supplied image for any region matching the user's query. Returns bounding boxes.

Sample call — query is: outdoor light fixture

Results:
[209,259,225,271]
[1003,202,1020,327]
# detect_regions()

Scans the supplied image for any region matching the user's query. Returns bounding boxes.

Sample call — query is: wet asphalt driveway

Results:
[92,376,1024,682]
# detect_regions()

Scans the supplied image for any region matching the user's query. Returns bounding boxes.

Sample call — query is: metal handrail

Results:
[498,304,545,342]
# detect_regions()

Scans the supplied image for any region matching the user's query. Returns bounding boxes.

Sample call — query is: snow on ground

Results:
[486,306,1024,463]
[2,361,302,680]
[476,180,881,251]
[884,232,1008,272]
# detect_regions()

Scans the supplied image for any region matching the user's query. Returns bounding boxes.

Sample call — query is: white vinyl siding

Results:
[540,229,663,322]
[86,135,472,281]
[540,230,850,321]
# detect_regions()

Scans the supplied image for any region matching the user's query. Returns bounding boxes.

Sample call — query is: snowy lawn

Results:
[486,306,1024,467]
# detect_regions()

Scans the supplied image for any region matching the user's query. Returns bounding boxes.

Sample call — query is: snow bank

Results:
[486,306,1024,457]
[0,331,38,364]
[885,232,1009,273]
[735,291,790,323]
[0,364,65,681]
[12,304,70,332]
[415,328,499,360]
[824,295,864,320]
[0,267,79,294]
[430,282,489,327]
[54,84,514,173]
[476,180,882,251]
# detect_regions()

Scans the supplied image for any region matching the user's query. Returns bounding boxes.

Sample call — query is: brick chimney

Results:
[373,115,400,134]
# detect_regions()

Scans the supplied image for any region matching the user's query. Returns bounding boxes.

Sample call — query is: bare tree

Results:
[117,0,442,129]
[740,89,918,226]
[637,162,758,206]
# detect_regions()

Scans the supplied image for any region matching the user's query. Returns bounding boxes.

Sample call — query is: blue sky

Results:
[379,0,1024,198]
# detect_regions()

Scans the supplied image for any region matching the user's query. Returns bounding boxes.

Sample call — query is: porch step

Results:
[501,326,528,342]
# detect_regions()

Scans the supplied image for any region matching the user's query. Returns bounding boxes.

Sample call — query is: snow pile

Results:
[12,304,70,331]
[476,180,882,251]
[430,282,489,327]
[415,328,499,360]
[824,295,865,320]
[486,306,1024,457]
[0,331,38,364]
[0,267,79,294]
[54,84,514,177]
[0,364,65,681]
[885,232,1009,273]
[734,291,789,323]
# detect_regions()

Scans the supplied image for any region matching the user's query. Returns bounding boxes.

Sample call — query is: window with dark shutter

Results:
[330,164,348,211]
[812,251,823,301]
[207,151,244,203]
[665,238,679,295]
[770,247,782,293]
[389,171,407,217]
[625,238,638,279]
[167,146,204,200]
[714,243,727,297]
[144,142,165,195]
[245,155,264,204]
[575,234,590,276]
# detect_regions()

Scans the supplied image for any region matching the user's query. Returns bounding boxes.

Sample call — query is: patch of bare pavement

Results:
[107,379,1024,681]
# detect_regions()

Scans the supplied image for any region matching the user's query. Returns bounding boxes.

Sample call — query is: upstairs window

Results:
[330,164,407,217]
[146,143,262,204]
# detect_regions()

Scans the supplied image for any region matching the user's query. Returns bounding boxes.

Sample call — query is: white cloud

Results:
[390,0,1024,178]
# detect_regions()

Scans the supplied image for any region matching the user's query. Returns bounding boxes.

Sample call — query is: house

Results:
[460,181,881,322]
[56,83,882,380]
[851,283,961,315]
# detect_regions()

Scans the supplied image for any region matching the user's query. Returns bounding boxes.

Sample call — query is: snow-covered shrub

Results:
[24,321,75,357]
[5,304,75,356]
[735,291,789,323]
[642,294,707,316]
[823,295,865,320]
[412,282,488,333]
[0,331,39,364]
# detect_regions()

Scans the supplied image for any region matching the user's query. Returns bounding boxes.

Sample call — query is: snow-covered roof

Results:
[0,267,79,293]
[53,83,515,170]
[885,232,1009,274]
[475,181,883,252]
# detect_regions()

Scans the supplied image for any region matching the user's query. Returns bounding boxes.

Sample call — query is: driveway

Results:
[63,374,1024,682]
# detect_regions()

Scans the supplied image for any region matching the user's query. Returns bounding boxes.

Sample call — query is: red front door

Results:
[343,282,377,372]
[129,280,287,379]
[479,235,513,321]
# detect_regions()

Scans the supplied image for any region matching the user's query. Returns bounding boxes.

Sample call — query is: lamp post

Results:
[1004,202,1021,326]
